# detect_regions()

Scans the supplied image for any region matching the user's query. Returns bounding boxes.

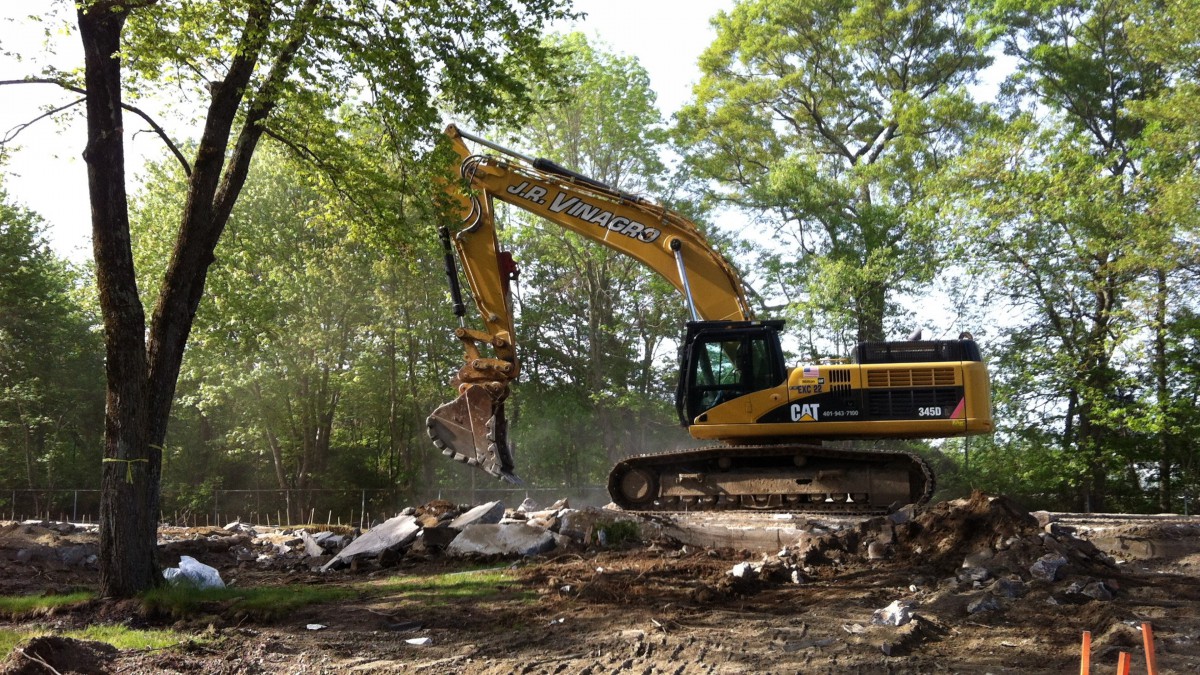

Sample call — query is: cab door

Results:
[677,322,787,425]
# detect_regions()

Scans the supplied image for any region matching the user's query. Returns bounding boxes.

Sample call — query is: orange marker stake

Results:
[1117,651,1132,675]
[1142,623,1158,675]
[1080,631,1092,675]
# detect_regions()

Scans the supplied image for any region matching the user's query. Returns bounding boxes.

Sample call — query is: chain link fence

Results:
[2,484,611,527]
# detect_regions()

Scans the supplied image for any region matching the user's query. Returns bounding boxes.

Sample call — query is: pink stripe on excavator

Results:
[950,398,965,419]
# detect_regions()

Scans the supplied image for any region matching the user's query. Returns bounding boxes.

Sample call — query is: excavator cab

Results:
[677,321,788,425]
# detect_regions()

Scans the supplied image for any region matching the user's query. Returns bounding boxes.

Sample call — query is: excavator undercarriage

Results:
[608,443,934,513]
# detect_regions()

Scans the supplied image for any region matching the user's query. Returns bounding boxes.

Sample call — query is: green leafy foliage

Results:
[940,0,1200,511]
[676,0,990,346]
[0,182,104,496]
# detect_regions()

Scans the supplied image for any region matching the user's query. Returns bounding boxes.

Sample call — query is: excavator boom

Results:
[428,124,750,481]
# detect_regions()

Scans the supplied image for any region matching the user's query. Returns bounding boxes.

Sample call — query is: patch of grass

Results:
[140,584,355,620]
[0,629,31,656]
[368,567,535,605]
[66,624,192,650]
[0,624,195,656]
[0,591,95,619]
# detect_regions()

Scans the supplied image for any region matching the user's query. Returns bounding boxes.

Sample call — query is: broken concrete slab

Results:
[447,523,559,557]
[322,515,421,571]
[448,501,505,530]
[301,532,325,558]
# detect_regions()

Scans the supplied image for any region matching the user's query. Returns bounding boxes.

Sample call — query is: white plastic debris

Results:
[306,624,327,631]
[162,555,225,589]
[405,637,432,646]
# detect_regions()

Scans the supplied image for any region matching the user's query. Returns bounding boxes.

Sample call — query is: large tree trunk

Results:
[79,2,161,597]
[856,280,887,344]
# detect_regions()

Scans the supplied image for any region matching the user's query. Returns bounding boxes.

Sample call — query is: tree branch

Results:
[0,78,191,176]
[2,97,85,144]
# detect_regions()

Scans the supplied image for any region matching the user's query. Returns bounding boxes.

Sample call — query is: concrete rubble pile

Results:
[145,498,654,574]
[0,521,99,571]
[710,491,1128,656]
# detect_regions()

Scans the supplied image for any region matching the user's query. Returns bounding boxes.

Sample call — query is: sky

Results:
[0,0,734,263]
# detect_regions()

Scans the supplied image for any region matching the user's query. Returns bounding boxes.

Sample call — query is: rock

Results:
[871,599,915,627]
[447,523,559,557]
[58,545,93,568]
[729,562,760,579]
[47,522,76,535]
[888,505,916,525]
[1081,580,1115,601]
[517,497,540,513]
[558,508,644,544]
[1030,553,1068,582]
[448,501,505,529]
[1031,511,1055,528]
[1041,533,1069,556]
[400,506,416,516]
[957,567,991,584]
[992,576,1027,599]
[526,514,559,530]
[966,594,1003,614]
[1048,590,1091,606]
[16,545,52,565]
[321,515,421,571]
[867,541,889,560]
[419,525,461,549]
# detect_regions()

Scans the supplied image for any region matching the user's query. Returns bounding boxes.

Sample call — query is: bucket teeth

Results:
[427,384,519,482]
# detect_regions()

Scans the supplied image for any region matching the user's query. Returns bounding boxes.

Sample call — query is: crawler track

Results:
[607,443,934,513]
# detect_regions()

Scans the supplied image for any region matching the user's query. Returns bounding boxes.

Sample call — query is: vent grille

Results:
[866,388,961,419]
[866,367,956,388]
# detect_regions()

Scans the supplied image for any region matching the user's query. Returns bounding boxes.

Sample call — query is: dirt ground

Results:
[2,495,1199,674]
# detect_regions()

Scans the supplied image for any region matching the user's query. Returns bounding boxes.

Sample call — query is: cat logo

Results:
[790,403,820,422]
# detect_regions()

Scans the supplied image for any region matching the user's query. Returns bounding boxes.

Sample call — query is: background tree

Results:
[40,0,574,596]
[131,141,460,522]
[945,0,1198,511]
[0,180,104,512]
[675,0,989,348]
[1125,0,1200,510]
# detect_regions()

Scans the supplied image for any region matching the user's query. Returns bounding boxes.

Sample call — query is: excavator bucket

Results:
[427,384,519,482]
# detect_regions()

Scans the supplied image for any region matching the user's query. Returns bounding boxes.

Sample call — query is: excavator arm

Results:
[427,125,751,481]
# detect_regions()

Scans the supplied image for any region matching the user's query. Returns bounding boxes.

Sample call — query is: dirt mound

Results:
[894,491,1041,569]
[0,636,117,674]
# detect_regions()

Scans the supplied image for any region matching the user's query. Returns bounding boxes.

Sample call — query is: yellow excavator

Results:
[427,125,993,512]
